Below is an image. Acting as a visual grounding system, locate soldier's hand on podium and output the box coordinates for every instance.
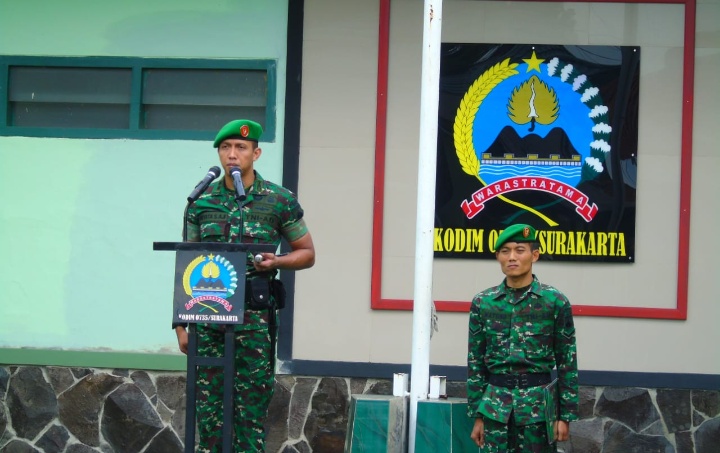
[175,326,188,355]
[253,252,282,272]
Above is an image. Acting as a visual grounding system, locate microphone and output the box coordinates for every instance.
[229,166,246,202]
[187,166,221,203]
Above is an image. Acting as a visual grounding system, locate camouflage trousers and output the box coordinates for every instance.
[196,324,273,453]
[482,416,556,453]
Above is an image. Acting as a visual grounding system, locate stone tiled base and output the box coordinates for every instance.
[1,366,719,453]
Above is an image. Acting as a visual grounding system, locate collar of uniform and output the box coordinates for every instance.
[208,170,265,196]
[493,274,541,299]
[247,171,268,196]
[206,179,236,212]
[209,178,230,196]
[241,171,273,207]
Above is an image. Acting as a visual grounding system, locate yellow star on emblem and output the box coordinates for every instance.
[208,253,214,260]
[523,51,545,73]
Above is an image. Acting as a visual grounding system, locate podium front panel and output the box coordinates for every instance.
[173,250,248,325]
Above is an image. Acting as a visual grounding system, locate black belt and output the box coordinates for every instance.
[488,373,551,389]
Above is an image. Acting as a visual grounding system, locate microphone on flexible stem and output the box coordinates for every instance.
[229,166,246,202]
[184,166,221,241]
[187,166,221,203]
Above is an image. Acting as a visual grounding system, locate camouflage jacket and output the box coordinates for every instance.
[467,275,578,425]
[185,171,308,328]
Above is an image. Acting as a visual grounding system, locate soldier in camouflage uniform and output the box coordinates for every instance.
[174,119,315,452]
[467,224,577,452]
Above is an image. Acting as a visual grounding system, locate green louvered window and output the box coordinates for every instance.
[0,56,277,141]
[9,67,132,129]
[142,68,267,131]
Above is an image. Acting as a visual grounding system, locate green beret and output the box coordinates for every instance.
[494,224,538,250]
[213,119,263,148]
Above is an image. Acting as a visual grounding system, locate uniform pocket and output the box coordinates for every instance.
[243,228,280,244]
[486,319,511,358]
[523,321,554,360]
[200,222,228,242]
[246,278,271,310]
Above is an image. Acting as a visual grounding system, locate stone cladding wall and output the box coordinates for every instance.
[1,366,718,452]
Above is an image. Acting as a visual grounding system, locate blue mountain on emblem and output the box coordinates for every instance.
[484,126,581,162]
[192,278,228,298]
[479,126,583,187]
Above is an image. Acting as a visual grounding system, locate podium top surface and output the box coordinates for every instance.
[153,242,277,253]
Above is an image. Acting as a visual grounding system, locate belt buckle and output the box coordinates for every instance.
[519,374,529,387]
[507,375,520,388]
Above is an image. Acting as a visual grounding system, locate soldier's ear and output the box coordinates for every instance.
[531,248,540,263]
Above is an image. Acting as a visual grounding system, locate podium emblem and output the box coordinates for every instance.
[173,251,247,324]
[183,253,238,310]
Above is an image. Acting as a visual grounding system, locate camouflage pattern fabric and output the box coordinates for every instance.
[467,275,578,427]
[187,171,307,328]
[483,417,557,453]
[186,171,308,451]
[196,324,273,453]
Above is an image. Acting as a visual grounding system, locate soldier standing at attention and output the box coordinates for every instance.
[174,119,315,452]
[467,224,578,452]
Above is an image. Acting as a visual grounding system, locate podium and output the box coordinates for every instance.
[154,241,277,453]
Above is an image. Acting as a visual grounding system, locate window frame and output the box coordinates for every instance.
[0,56,277,142]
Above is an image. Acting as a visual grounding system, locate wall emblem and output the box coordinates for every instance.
[455,51,606,223]
[435,44,639,261]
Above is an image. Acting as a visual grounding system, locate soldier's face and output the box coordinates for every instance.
[217,139,261,175]
[495,242,539,280]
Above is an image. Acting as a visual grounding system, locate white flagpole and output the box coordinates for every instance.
[408,1,443,452]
